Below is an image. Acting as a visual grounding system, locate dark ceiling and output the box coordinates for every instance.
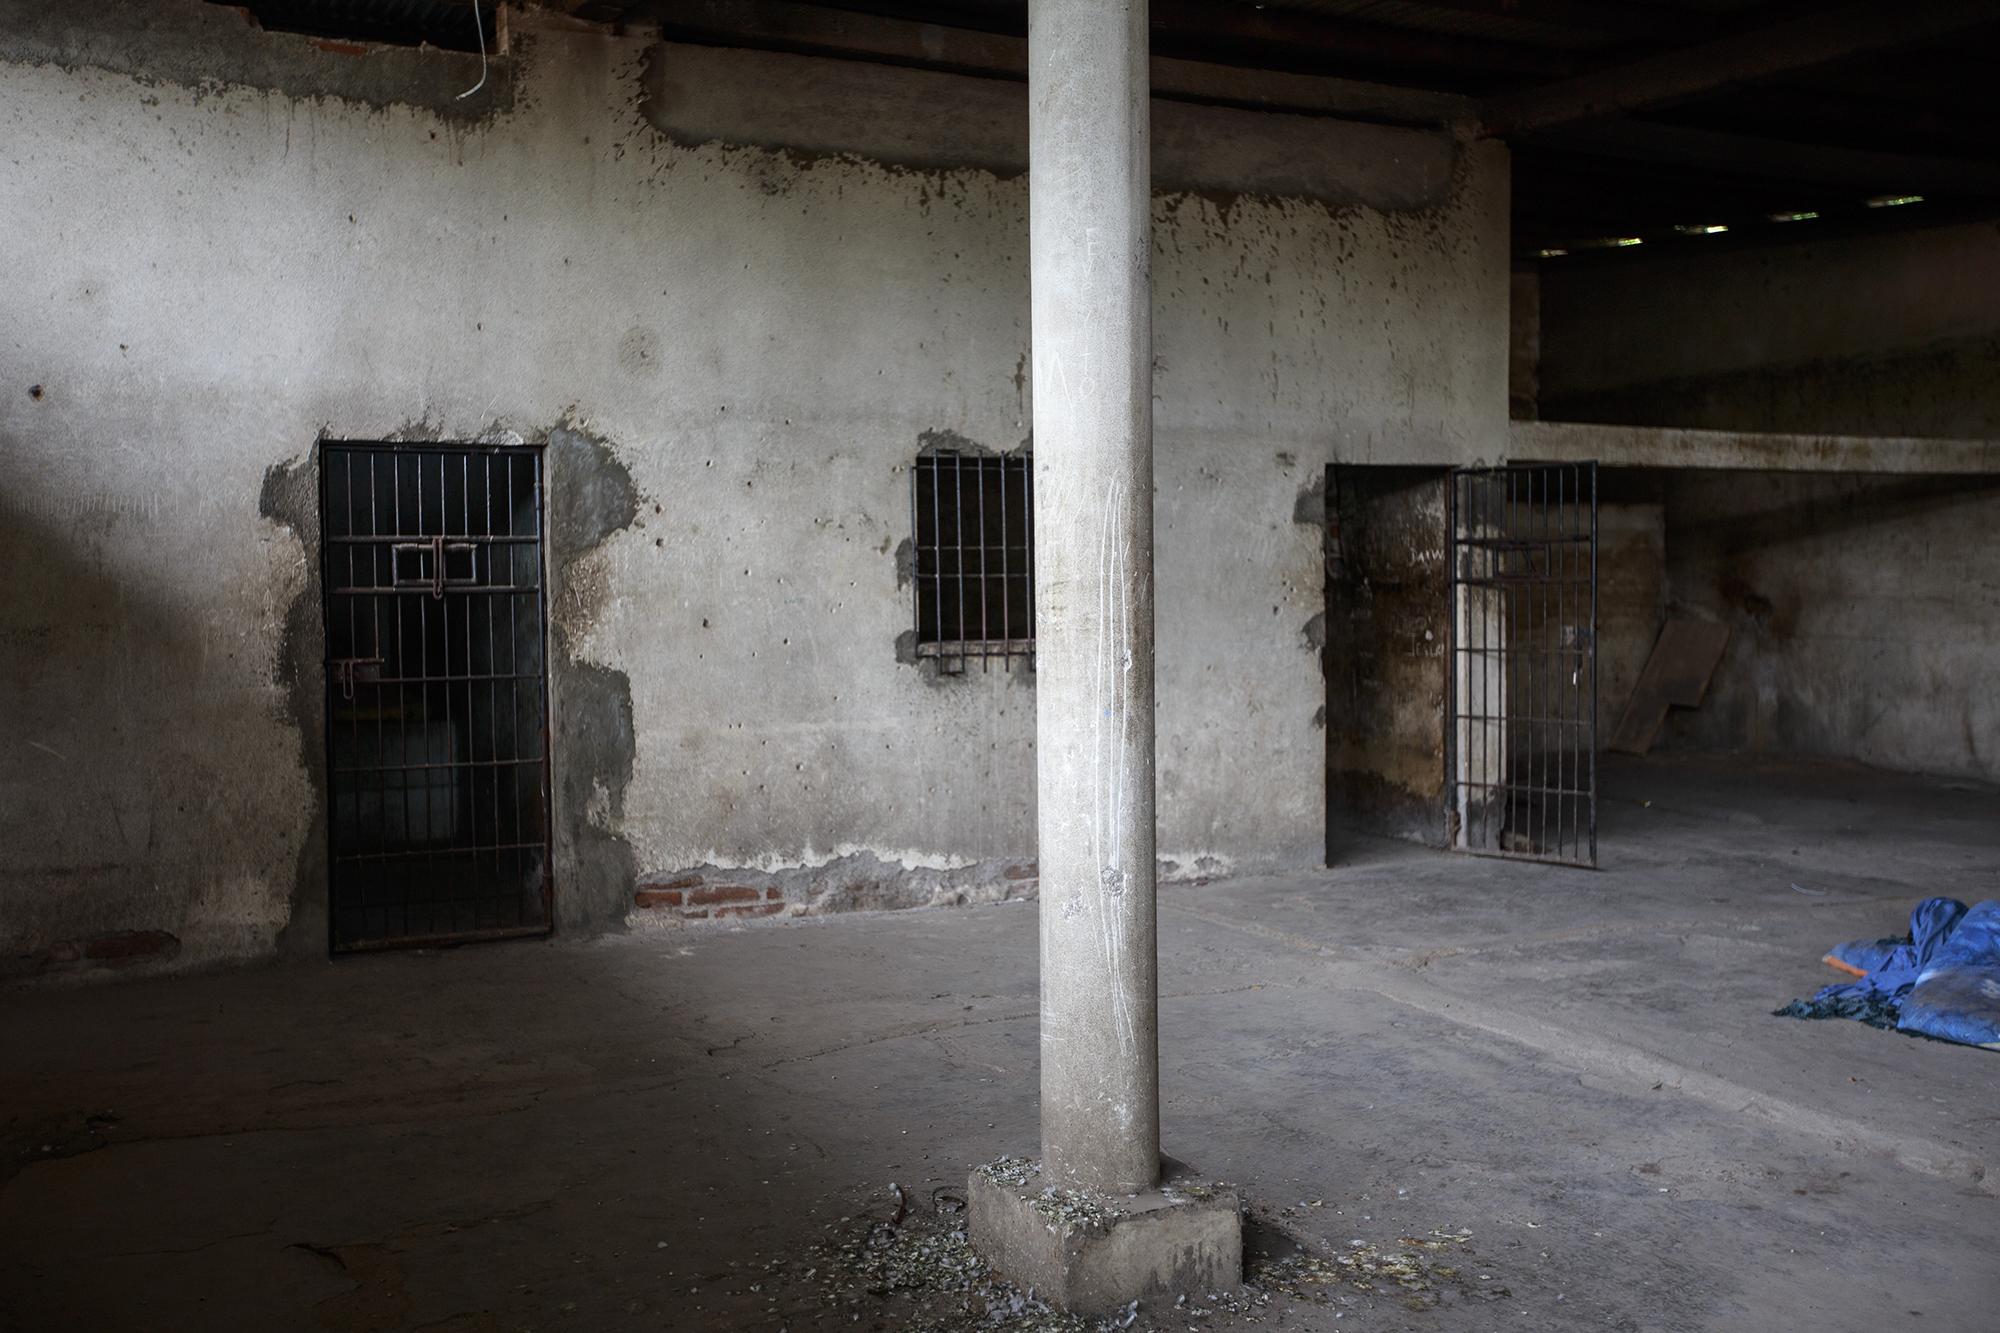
[235,0,2000,261]
[631,0,2000,261]
[219,0,494,51]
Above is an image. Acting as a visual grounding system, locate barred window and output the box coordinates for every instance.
[910,451,1034,672]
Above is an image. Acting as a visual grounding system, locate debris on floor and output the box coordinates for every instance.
[973,1155,1121,1237]
[1241,1223,1503,1315]
[1608,618,1729,755]
[743,1183,1506,1330]
[1776,897,2000,1049]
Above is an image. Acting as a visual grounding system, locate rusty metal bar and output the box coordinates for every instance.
[317,441,554,951]
[1445,462,1597,868]
[911,449,1035,669]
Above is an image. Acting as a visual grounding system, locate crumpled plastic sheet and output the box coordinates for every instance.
[1777,897,2000,1050]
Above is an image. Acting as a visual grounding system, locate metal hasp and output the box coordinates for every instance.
[1029,0,1161,1195]
[910,450,1035,674]
[1445,462,1599,868]
[318,443,554,951]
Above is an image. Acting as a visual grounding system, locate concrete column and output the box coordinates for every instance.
[1029,0,1159,1195]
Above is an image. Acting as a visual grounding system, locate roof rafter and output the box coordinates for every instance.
[1481,0,2000,137]
[1530,118,2000,198]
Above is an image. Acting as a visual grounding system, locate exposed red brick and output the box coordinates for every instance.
[1004,862,1039,880]
[715,903,785,920]
[646,874,703,891]
[765,886,783,901]
[81,930,180,964]
[310,38,374,57]
[633,889,683,909]
[688,885,761,907]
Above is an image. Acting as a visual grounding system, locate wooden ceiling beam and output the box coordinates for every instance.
[647,0,1474,123]
[1147,0,1577,81]
[688,0,1579,82]
[1371,0,1706,45]
[1481,0,2000,136]
[1527,118,2000,197]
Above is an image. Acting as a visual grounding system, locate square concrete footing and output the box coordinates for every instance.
[967,1158,1243,1317]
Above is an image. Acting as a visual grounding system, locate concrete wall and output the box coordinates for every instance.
[0,1,1508,977]
[1659,472,2000,782]
[1538,220,2000,440]
[1322,466,1448,851]
[1594,486,1665,748]
[1508,267,1539,421]
[1532,224,2000,782]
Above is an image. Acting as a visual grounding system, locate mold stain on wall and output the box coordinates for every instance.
[544,423,645,932]
[0,0,522,125]
[1321,465,1450,849]
[259,451,329,959]
[254,420,648,954]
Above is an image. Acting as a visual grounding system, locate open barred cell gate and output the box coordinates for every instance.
[1445,462,1599,867]
[318,442,554,951]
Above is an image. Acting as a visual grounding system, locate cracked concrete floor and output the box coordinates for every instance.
[2,754,1997,1331]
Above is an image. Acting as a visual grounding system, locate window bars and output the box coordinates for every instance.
[1445,462,1598,867]
[319,443,554,950]
[910,450,1034,673]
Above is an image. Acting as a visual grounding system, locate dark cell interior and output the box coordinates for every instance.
[911,452,1034,668]
[320,445,551,949]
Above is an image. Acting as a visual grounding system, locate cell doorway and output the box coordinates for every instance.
[318,442,554,951]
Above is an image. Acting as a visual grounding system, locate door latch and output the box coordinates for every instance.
[330,656,385,702]
[392,536,479,599]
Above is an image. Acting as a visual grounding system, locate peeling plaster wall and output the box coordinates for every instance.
[0,1,1508,974]
[1321,466,1449,850]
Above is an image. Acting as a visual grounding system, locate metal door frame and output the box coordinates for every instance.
[317,440,555,952]
[1444,461,1598,867]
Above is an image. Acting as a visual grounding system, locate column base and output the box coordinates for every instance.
[967,1157,1243,1316]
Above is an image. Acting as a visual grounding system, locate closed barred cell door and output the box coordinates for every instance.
[319,443,554,950]
[1445,462,1598,867]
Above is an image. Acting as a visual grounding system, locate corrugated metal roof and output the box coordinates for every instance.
[1231,0,1611,52]
[1205,0,1789,53]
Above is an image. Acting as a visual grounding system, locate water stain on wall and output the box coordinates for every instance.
[545,422,643,931]
[257,419,646,951]
[0,0,520,123]
[259,451,330,957]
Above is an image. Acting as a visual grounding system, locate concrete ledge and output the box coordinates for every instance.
[1509,419,2000,475]
[967,1158,1242,1316]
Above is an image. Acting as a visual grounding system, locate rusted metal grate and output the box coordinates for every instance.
[318,443,553,951]
[1445,462,1598,867]
[910,450,1034,674]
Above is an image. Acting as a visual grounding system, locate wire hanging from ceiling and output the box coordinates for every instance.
[457,2,488,100]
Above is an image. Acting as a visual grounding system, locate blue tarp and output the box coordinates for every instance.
[1776,897,2000,1050]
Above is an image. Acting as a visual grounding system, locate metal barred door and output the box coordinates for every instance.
[319,443,553,950]
[1445,462,1598,867]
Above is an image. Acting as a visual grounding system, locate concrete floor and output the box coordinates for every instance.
[2,753,1996,1332]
